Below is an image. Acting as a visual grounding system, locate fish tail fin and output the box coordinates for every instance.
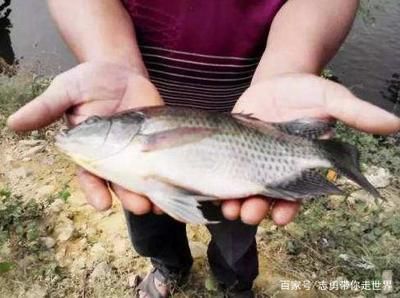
[317,139,381,198]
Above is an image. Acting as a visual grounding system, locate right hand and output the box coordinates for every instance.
[8,62,163,214]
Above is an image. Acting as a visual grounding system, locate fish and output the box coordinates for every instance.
[55,106,381,224]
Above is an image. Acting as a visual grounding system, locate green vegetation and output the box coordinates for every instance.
[0,261,14,273]
[0,69,51,128]
[0,60,398,297]
[336,123,400,175]
[58,185,71,203]
[259,198,400,297]
[0,188,51,259]
[321,67,400,176]
[0,188,63,296]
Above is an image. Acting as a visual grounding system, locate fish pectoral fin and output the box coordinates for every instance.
[265,170,344,199]
[147,182,219,225]
[141,127,217,152]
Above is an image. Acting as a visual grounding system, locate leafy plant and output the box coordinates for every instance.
[0,188,45,255]
[260,198,400,296]
[0,262,14,273]
[0,72,51,128]
[57,185,71,203]
[336,123,400,175]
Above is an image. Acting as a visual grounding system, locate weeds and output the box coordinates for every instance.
[0,188,45,257]
[336,123,400,175]
[259,198,400,297]
[58,185,71,203]
[0,261,13,273]
[0,71,51,128]
[0,188,63,296]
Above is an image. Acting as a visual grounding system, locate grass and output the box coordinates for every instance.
[0,188,62,297]
[58,185,71,203]
[0,66,51,129]
[336,123,400,175]
[258,197,400,297]
[0,188,43,254]
[0,68,399,296]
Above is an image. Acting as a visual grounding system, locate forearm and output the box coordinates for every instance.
[252,0,359,83]
[48,0,147,75]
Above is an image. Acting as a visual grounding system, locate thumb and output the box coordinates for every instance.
[324,80,400,135]
[7,72,77,132]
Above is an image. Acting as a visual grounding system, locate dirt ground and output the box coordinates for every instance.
[0,121,298,297]
[0,119,399,298]
[0,70,399,298]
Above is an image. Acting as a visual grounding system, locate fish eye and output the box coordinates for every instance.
[85,116,102,125]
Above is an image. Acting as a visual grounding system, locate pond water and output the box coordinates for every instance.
[1,0,399,117]
[329,0,400,117]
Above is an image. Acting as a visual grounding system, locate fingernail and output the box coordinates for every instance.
[6,114,15,128]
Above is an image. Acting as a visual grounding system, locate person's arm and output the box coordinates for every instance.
[48,0,146,73]
[253,0,359,81]
[227,0,398,225]
[9,0,163,213]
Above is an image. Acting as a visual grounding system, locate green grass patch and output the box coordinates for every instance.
[57,185,71,203]
[0,188,64,296]
[260,198,400,297]
[0,188,46,256]
[336,123,400,175]
[0,261,14,273]
[0,70,51,128]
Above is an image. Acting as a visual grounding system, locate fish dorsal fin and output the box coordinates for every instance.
[273,119,335,139]
[232,113,334,139]
[264,170,344,199]
[232,113,278,134]
[141,127,217,152]
[146,180,219,224]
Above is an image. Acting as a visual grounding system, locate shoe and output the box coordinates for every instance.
[134,267,172,298]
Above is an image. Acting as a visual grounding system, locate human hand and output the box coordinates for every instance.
[224,73,400,226]
[8,62,163,214]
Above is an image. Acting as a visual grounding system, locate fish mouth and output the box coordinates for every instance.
[55,130,70,153]
[54,130,102,170]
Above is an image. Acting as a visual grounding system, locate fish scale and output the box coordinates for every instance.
[148,120,328,193]
[56,106,382,224]
[151,109,329,187]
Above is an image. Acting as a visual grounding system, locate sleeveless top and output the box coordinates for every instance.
[122,0,286,111]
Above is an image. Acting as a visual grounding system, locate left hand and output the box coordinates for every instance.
[222,72,400,225]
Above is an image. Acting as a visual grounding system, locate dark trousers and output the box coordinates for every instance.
[125,211,259,291]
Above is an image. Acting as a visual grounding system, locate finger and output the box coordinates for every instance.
[152,205,164,215]
[324,80,400,134]
[67,114,88,127]
[240,197,271,225]
[271,200,301,226]
[7,73,76,131]
[111,184,152,215]
[77,168,112,211]
[221,199,241,221]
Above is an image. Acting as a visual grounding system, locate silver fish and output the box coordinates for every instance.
[56,106,380,224]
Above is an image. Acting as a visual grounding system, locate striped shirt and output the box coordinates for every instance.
[123,0,286,111]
